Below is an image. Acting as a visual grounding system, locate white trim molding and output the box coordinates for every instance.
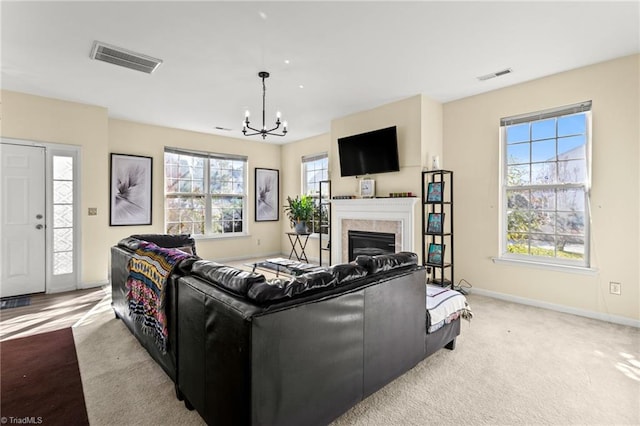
[331,197,417,264]
[470,287,640,328]
[492,257,598,276]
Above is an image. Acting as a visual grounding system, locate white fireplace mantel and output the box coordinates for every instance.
[331,198,418,264]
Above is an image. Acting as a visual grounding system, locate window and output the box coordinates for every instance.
[500,101,591,267]
[302,153,328,234]
[52,155,74,275]
[165,148,247,236]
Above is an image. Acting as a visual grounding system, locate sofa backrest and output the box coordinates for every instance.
[355,251,418,274]
[186,252,419,306]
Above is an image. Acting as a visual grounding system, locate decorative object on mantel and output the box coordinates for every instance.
[359,178,375,198]
[388,192,415,198]
[242,71,288,139]
[284,194,314,234]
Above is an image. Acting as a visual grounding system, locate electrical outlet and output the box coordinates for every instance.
[88,207,97,216]
[257,238,261,246]
[609,281,621,295]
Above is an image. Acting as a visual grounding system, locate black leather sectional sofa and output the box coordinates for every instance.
[111,234,461,425]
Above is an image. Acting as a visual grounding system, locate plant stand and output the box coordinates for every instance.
[286,232,311,263]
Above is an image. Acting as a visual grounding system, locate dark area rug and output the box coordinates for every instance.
[0,328,89,425]
[0,295,31,310]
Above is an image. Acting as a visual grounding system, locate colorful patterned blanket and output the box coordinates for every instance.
[126,241,191,353]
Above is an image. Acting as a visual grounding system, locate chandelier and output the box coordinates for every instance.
[243,71,288,139]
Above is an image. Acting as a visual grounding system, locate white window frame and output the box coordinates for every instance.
[302,153,328,235]
[498,101,592,269]
[164,147,247,238]
[302,152,328,196]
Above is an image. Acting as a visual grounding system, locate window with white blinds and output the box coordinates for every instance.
[500,101,592,267]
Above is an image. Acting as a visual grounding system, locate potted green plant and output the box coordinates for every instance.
[284,195,314,234]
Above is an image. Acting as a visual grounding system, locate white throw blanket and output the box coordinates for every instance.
[426,284,472,332]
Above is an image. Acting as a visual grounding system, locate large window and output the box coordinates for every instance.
[302,153,328,234]
[500,101,591,267]
[165,148,247,236]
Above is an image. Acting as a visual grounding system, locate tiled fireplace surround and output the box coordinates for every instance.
[331,198,418,263]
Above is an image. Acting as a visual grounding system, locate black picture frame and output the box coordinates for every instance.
[426,181,444,202]
[427,213,444,234]
[109,153,153,226]
[427,243,445,264]
[255,168,279,222]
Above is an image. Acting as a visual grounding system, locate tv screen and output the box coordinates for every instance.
[337,126,400,177]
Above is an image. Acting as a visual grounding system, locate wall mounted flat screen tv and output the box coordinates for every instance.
[337,126,400,177]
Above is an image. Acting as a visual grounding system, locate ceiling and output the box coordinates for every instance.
[2,1,638,143]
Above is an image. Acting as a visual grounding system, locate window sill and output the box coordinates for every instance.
[193,233,250,241]
[491,257,598,276]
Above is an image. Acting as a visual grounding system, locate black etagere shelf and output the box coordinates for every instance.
[421,170,453,288]
[318,180,331,267]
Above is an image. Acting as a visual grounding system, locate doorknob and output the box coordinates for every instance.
[36,214,43,219]
[35,224,44,230]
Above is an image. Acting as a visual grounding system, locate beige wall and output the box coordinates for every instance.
[3,54,637,323]
[1,90,110,285]
[443,54,640,321]
[280,133,331,262]
[0,90,282,286]
[330,95,424,198]
[329,94,443,262]
[107,119,282,262]
[278,94,443,265]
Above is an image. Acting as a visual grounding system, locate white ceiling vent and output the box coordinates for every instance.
[90,41,162,74]
[477,68,513,81]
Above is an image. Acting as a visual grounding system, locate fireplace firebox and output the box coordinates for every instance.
[348,230,396,262]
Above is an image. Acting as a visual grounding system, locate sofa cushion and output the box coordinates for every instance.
[248,270,337,304]
[355,252,418,274]
[191,260,265,296]
[329,263,368,284]
[131,234,197,256]
[117,236,142,251]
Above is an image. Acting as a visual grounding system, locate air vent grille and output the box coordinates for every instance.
[90,41,162,74]
[477,68,513,81]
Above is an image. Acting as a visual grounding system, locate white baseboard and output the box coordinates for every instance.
[470,287,640,328]
[78,280,109,290]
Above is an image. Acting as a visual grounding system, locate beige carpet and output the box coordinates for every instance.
[73,292,640,425]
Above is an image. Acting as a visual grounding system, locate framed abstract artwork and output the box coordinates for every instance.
[427,213,444,234]
[109,153,152,226]
[427,243,445,265]
[426,181,444,202]
[255,168,279,222]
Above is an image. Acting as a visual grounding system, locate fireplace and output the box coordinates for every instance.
[331,198,418,263]
[348,230,395,261]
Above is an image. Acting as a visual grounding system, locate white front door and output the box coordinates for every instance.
[0,143,46,297]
